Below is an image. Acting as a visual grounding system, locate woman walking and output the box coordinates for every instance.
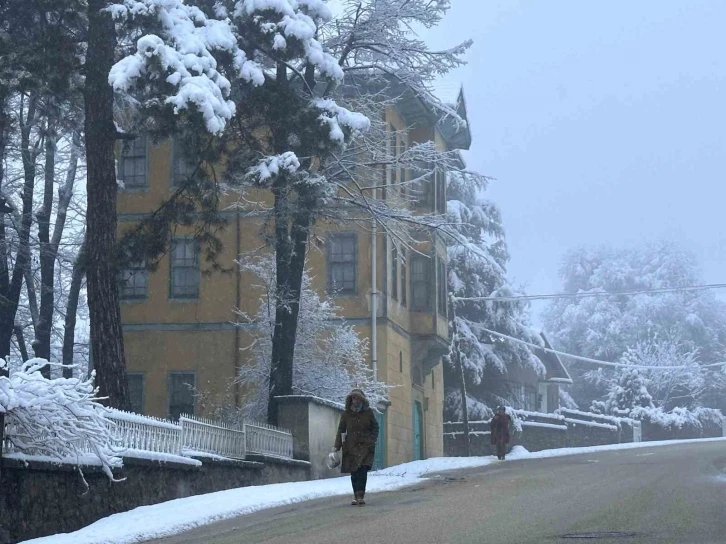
[334,389,379,506]
[490,405,512,460]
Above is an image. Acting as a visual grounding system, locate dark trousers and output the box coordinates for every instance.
[496,440,507,459]
[351,465,369,494]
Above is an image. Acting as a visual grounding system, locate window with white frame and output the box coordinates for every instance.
[118,136,147,189]
[327,233,357,293]
[170,237,200,298]
[391,245,398,300]
[435,167,447,214]
[437,257,447,316]
[167,372,195,420]
[400,249,407,307]
[509,383,537,411]
[119,260,148,300]
[418,163,435,210]
[410,254,431,311]
[400,139,407,199]
[172,137,197,186]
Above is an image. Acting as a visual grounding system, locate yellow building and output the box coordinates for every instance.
[116,89,472,467]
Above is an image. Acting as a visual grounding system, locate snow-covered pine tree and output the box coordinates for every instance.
[444,170,544,422]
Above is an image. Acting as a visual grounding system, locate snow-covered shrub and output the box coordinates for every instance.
[590,368,654,416]
[0,358,119,479]
[588,336,723,434]
[236,257,392,420]
[630,405,722,431]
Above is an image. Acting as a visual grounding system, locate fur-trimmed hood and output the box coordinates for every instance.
[345,389,370,411]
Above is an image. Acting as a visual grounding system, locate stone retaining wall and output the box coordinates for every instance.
[444,409,724,458]
[0,454,310,544]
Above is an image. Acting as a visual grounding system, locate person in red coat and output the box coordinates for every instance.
[490,406,512,460]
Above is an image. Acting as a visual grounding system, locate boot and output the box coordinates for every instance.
[351,493,359,506]
[357,491,366,506]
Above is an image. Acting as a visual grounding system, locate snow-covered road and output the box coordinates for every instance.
[21,437,726,544]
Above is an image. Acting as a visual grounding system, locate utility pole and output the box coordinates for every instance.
[449,294,471,457]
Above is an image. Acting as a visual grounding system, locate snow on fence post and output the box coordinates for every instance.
[179,415,246,460]
[632,420,642,442]
[244,421,294,459]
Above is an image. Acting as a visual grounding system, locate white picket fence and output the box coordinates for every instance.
[245,421,294,459]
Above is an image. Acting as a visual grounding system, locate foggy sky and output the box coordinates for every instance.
[424,0,726,324]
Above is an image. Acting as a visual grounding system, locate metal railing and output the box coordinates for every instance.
[3,410,292,462]
[106,409,182,454]
[244,420,294,459]
[179,415,247,460]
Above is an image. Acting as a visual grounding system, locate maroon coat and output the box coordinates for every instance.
[490,413,511,445]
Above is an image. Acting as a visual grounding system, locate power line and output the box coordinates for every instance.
[453,283,726,303]
[470,325,726,370]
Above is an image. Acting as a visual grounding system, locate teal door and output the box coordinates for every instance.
[413,401,424,461]
[373,412,386,470]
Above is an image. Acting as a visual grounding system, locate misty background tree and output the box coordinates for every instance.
[543,240,726,411]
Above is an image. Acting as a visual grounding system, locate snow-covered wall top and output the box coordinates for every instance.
[274,395,345,412]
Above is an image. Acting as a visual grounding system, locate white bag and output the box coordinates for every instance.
[326,448,342,469]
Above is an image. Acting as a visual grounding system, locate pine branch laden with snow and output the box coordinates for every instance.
[443,387,493,422]
[235,256,393,420]
[109,0,350,134]
[443,169,544,421]
[0,358,120,479]
[109,0,258,134]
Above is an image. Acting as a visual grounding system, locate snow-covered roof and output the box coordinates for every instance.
[535,333,574,385]
[433,82,463,107]
[335,74,472,151]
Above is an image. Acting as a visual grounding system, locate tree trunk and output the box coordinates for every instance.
[0,91,9,479]
[13,326,29,362]
[84,0,130,410]
[267,189,311,425]
[36,127,79,376]
[449,298,471,456]
[34,125,57,375]
[63,237,86,379]
[0,92,38,361]
[23,267,39,331]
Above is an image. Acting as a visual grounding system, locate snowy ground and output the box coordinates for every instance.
[21,437,726,544]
